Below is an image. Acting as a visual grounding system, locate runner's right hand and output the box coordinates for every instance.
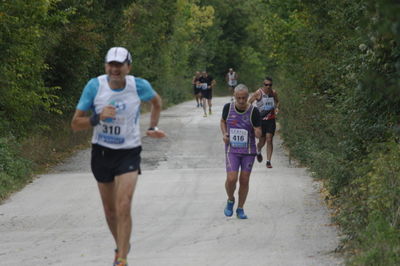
[223,133,229,144]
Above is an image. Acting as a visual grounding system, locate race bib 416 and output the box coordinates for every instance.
[229,128,248,148]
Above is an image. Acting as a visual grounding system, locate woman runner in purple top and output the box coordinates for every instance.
[220,84,261,219]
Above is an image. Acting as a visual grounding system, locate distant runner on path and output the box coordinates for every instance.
[220,84,261,219]
[248,77,279,168]
[71,47,165,266]
[191,71,202,108]
[225,68,238,98]
[198,71,216,117]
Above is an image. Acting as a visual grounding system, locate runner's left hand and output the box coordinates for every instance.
[146,127,167,138]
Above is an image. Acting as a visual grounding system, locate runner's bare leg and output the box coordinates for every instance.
[114,171,138,259]
[225,172,238,201]
[238,171,251,208]
[266,133,274,161]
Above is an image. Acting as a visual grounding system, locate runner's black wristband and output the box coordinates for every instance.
[90,113,100,126]
[148,126,159,131]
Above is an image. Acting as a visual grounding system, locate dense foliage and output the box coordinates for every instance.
[259,0,400,264]
[0,0,399,264]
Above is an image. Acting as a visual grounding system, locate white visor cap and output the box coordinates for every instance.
[105,47,132,64]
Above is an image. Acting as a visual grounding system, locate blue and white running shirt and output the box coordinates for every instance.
[76,74,156,149]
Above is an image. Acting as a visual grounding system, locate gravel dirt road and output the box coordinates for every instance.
[0,97,342,266]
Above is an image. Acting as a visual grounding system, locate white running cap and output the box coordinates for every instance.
[105,47,132,64]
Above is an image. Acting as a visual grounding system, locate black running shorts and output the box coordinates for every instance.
[201,89,212,99]
[193,86,201,95]
[91,144,142,183]
[261,119,276,135]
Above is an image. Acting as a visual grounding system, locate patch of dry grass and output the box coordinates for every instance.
[20,119,91,174]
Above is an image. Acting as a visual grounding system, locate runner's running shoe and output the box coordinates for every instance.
[114,244,131,265]
[209,110,212,115]
[203,113,207,117]
[266,161,272,168]
[114,249,118,264]
[256,153,263,163]
[114,259,128,266]
[236,208,248,219]
[224,199,235,217]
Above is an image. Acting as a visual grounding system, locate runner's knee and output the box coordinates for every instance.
[116,195,133,216]
[258,137,266,146]
[227,173,238,183]
[239,173,250,187]
[117,204,131,218]
[103,203,117,220]
[239,178,249,187]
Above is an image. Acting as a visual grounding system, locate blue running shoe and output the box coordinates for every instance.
[224,199,235,217]
[236,208,248,219]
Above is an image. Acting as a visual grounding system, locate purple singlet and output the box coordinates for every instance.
[225,103,257,172]
[226,103,257,154]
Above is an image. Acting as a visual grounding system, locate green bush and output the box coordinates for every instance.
[367,142,400,227]
[337,141,400,265]
[348,216,400,266]
[0,137,31,200]
[256,0,400,264]
[162,86,189,106]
